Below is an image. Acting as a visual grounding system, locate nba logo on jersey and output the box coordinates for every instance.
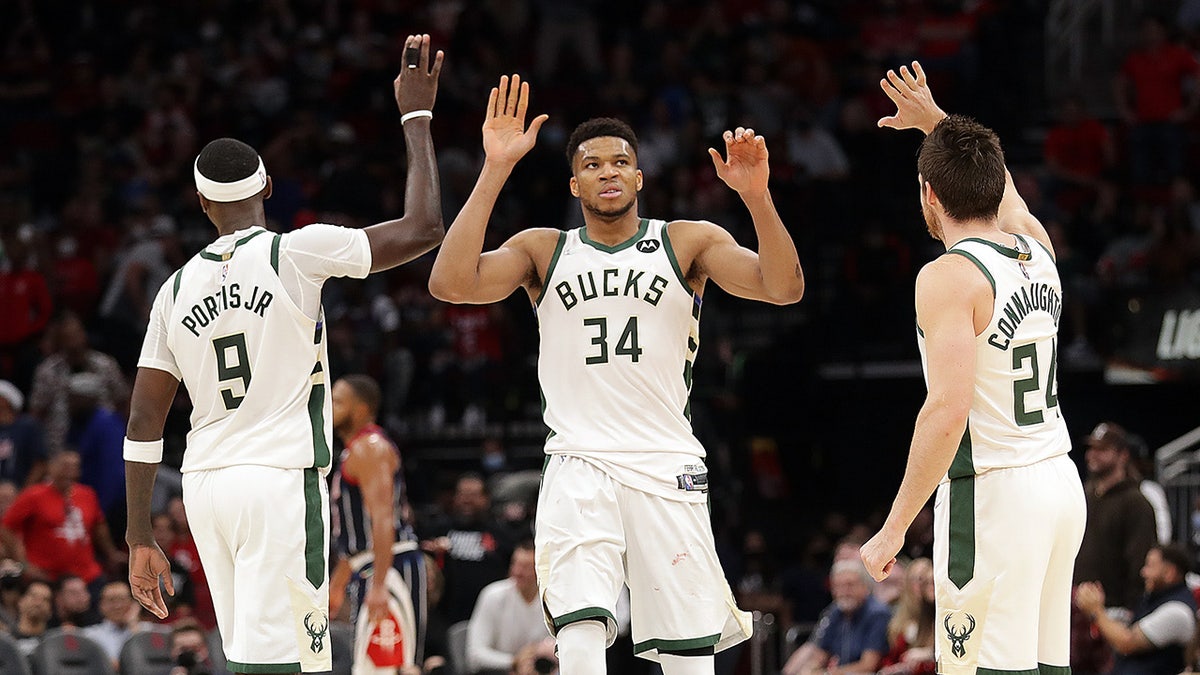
[220,263,229,282]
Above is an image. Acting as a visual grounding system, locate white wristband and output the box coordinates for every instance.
[400,110,433,124]
[123,438,164,463]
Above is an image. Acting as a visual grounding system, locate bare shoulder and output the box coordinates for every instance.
[504,227,565,253]
[345,432,398,477]
[665,219,733,264]
[917,254,991,303]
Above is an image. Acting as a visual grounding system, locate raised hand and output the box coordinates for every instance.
[128,542,175,619]
[482,74,549,168]
[878,61,947,135]
[394,34,444,116]
[708,127,769,196]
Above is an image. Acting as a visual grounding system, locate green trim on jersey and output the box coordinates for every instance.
[535,231,569,307]
[307,374,330,469]
[660,221,690,291]
[579,218,648,253]
[198,228,269,261]
[915,321,924,338]
[959,236,1032,261]
[1036,665,1071,675]
[552,606,615,631]
[945,249,996,298]
[633,633,722,655]
[948,474,975,590]
[171,269,184,300]
[1020,233,1056,262]
[302,468,326,588]
[948,424,974,479]
[270,233,282,274]
[977,668,1040,675]
[225,660,304,673]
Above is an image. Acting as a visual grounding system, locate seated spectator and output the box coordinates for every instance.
[1075,543,1197,675]
[782,559,892,675]
[83,580,143,667]
[465,541,548,675]
[880,558,935,675]
[0,450,124,584]
[13,579,52,656]
[52,574,99,628]
[0,562,21,631]
[168,619,216,675]
[0,379,47,487]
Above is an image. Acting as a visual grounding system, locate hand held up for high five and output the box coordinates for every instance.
[482,73,550,168]
[877,61,948,135]
[394,34,444,117]
[708,126,770,197]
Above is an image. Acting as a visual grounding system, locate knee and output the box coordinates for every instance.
[555,620,607,675]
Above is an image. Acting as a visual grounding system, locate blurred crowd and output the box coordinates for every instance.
[3,0,1200,673]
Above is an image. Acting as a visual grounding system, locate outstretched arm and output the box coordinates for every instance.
[878,61,1055,258]
[364,34,446,272]
[344,436,400,626]
[860,257,982,581]
[428,74,550,304]
[692,127,804,305]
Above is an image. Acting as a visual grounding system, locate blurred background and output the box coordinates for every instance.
[1,0,1199,674]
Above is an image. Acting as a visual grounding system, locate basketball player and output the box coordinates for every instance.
[329,374,426,672]
[859,61,1086,675]
[123,35,444,675]
[427,74,805,675]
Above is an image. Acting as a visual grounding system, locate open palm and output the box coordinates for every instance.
[483,74,549,167]
[709,127,769,196]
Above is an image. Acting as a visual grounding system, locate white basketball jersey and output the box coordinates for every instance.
[536,219,708,501]
[138,224,371,473]
[918,234,1071,477]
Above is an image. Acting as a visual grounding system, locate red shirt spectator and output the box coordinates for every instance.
[1117,17,1200,122]
[1044,112,1112,180]
[1,479,103,582]
[0,266,53,347]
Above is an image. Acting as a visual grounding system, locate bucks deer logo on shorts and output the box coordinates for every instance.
[944,611,976,659]
[304,611,329,653]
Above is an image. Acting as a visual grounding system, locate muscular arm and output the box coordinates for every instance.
[343,436,400,600]
[363,35,445,273]
[687,194,804,305]
[997,170,1055,259]
[1091,610,1153,656]
[364,116,444,272]
[427,160,541,304]
[861,258,982,579]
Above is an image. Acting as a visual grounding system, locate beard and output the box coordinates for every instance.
[922,202,944,241]
[582,194,637,220]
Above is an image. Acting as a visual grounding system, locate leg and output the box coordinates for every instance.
[557,620,608,675]
[659,650,715,675]
[1038,456,1087,672]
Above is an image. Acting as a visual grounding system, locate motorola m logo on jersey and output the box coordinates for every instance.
[181,283,274,337]
[986,282,1062,351]
[636,239,660,253]
[944,611,975,659]
[555,267,670,311]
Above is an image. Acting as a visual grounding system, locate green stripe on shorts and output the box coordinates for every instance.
[1037,665,1071,675]
[978,668,1039,675]
[307,381,330,469]
[948,475,975,589]
[303,468,325,588]
[633,633,722,655]
[552,606,615,631]
[225,661,303,674]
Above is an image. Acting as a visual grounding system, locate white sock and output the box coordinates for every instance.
[659,652,715,675]
[555,620,607,675]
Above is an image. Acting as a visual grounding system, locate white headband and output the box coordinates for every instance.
[194,155,268,202]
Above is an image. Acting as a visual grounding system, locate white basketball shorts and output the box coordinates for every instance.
[535,454,752,662]
[184,465,332,673]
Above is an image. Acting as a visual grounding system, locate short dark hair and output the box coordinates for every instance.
[170,618,207,644]
[917,115,1006,222]
[195,138,260,183]
[566,118,639,170]
[340,374,381,417]
[1154,543,1192,576]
